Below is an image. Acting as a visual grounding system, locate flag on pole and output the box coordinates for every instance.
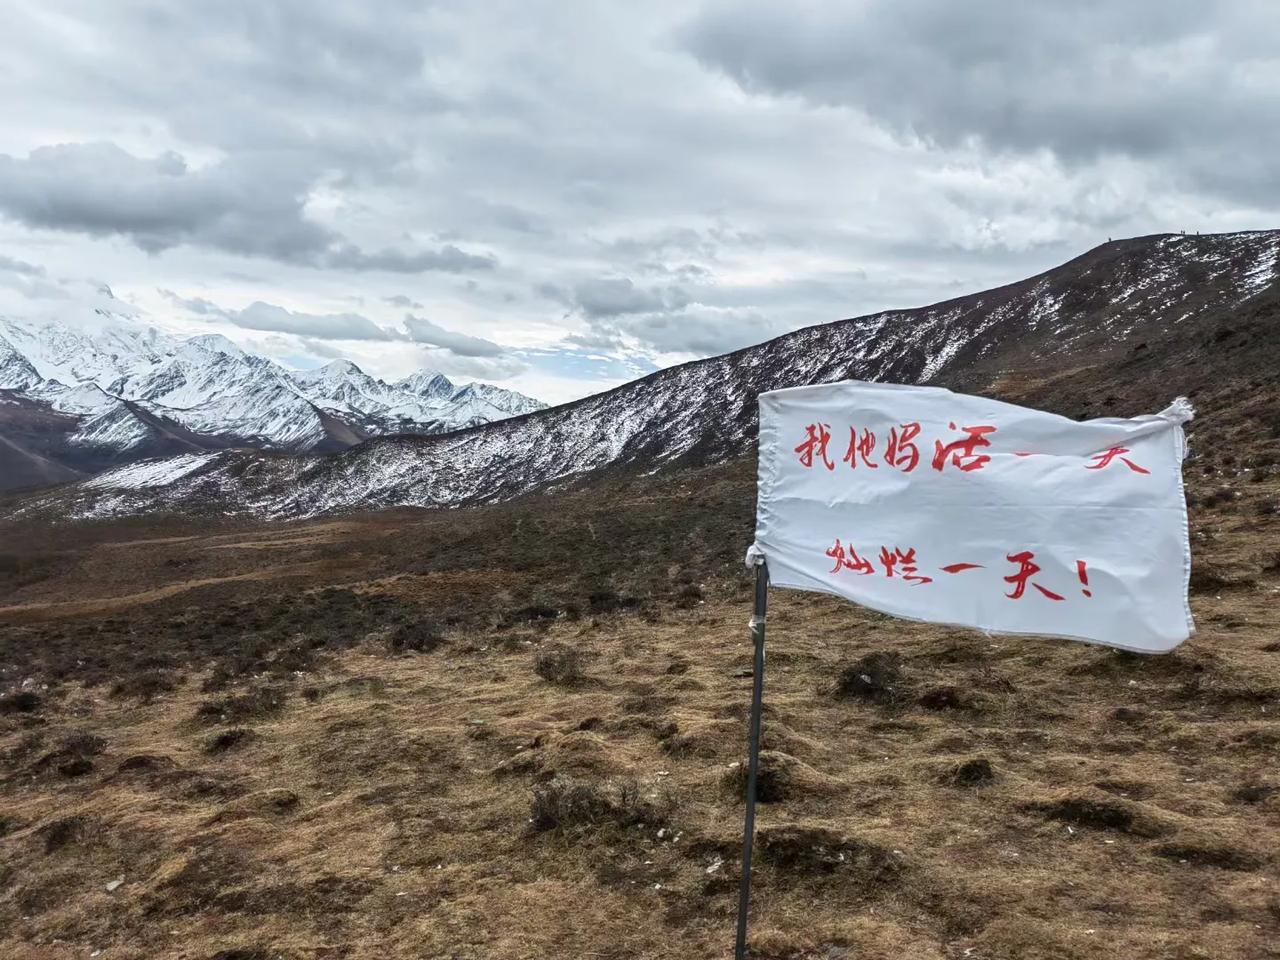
[748,381,1195,653]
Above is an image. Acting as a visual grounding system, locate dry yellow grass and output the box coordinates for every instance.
[2,522,1278,959]
[1,434,1279,959]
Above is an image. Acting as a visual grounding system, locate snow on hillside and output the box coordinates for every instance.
[289,360,544,432]
[82,452,218,491]
[70,402,157,453]
[0,313,546,485]
[20,229,1276,522]
[0,311,168,388]
[0,334,42,389]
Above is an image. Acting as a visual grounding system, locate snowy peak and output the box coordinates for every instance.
[289,360,404,423]
[26,380,117,415]
[0,313,545,490]
[15,227,1275,519]
[446,381,546,425]
[290,359,388,403]
[292,359,364,385]
[0,315,168,387]
[453,381,545,417]
[289,361,546,433]
[395,370,456,400]
[179,333,247,359]
[0,334,41,389]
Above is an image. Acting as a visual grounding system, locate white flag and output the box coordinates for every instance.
[749,381,1195,653]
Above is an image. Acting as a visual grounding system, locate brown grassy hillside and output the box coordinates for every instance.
[1,444,1278,960]
[1,292,1279,959]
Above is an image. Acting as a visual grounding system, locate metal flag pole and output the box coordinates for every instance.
[734,557,769,960]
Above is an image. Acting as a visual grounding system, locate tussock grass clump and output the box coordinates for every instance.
[833,651,906,703]
[211,788,301,824]
[1109,705,1146,724]
[722,751,795,804]
[585,589,641,614]
[195,684,289,724]
[37,814,95,854]
[1155,841,1261,871]
[674,583,704,608]
[1029,790,1169,837]
[1189,563,1247,593]
[942,756,996,787]
[209,948,276,960]
[59,732,104,757]
[0,690,42,714]
[111,669,182,702]
[1230,782,1277,805]
[534,645,585,685]
[1,731,43,769]
[722,750,845,804]
[29,731,107,779]
[116,753,175,774]
[205,728,256,755]
[529,776,670,834]
[388,619,442,653]
[917,685,977,711]
[758,824,903,884]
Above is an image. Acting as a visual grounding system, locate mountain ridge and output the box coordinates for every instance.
[0,314,545,491]
[7,229,1279,519]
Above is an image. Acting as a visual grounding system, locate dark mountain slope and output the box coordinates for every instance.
[9,230,1278,520]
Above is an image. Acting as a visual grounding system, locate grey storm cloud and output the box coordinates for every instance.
[624,308,779,356]
[161,289,512,360]
[681,0,1280,201]
[0,252,65,299]
[556,273,789,357]
[569,278,692,319]
[158,291,229,316]
[383,294,425,309]
[0,143,496,273]
[2,1,1279,395]
[229,302,395,340]
[569,305,783,357]
[328,243,496,274]
[402,314,505,357]
[0,144,329,260]
[0,254,46,277]
[161,291,396,340]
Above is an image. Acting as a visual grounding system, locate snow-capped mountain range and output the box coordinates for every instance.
[5,229,1278,519]
[0,312,543,491]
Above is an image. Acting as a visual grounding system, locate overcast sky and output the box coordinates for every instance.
[1,1,1278,403]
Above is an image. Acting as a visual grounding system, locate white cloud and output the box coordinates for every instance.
[402,314,505,356]
[0,0,1275,401]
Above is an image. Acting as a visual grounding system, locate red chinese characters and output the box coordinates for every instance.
[932,422,997,472]
[1085,446,1150,474]
[825,538,874,575]
[842,428,879,469]
[825,539,930,584]
[796,419,997,473]
[879,546,933,584]
[1003,551,1064,601]
[884,422,921,471]
[795,422,835,470]
[824,541,1096,603]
